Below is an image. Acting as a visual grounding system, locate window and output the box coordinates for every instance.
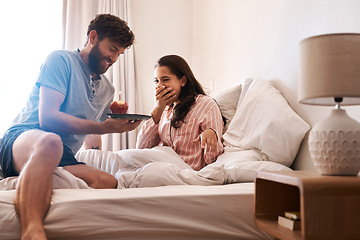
[0,0,62,136]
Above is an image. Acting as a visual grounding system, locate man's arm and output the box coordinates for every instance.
[38,85,141,135]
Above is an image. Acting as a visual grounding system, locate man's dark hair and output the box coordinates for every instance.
[86,14,135,48]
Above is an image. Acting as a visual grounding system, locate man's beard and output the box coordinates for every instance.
[88,43,113,74]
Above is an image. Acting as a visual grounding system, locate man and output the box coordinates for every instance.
[0,14,141,240]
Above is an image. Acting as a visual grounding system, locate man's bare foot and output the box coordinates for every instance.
[21,225,47,240]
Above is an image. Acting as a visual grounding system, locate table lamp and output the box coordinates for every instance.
[299,33,360,176]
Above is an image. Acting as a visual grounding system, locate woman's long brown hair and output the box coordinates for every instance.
[155,55,205,128]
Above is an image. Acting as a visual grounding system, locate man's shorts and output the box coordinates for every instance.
[0,124,85,178]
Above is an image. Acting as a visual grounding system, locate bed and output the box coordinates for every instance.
[0,78,310,240]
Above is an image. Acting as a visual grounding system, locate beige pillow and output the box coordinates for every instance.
[213,84,242,133]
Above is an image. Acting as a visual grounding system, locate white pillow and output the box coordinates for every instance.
[236,78,253,109]
[223,78,310,167]
[213,84,242,133]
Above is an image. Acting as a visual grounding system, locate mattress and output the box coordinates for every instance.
[0,183,271,240]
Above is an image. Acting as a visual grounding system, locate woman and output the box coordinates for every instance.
[136,55,224,170]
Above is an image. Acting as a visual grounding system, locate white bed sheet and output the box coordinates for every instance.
[0,183,271,240]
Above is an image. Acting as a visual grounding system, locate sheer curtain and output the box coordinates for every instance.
[0,0,63,137]
[63,0,141,151]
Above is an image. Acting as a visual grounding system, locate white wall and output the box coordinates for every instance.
[131,0,360,170]
[130,0,193,114]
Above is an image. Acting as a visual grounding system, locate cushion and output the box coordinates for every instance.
[223,78,310,167]
[213,84,242,133]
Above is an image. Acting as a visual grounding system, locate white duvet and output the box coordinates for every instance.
[0,146,292,190]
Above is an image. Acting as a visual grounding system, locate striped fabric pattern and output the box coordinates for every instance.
[136,95,224,170]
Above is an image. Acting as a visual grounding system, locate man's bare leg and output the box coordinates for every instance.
[12,130,63,240]
[64,164,118,189]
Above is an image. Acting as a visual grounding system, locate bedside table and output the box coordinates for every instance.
[254,170,360,240]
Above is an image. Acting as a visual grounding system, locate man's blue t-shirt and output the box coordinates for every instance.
[11,50,114,153]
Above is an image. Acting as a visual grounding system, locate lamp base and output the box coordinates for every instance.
[308,108,360,176]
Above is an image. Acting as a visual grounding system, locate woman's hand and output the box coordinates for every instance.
[151,86,176,124]
[193,129,218,154]
[156,85,176,108]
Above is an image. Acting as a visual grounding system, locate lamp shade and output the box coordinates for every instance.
[299,33,360,105]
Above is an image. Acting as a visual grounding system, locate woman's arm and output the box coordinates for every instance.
[198,101,224,164]
[136,119,160,149]
[137,85,175,148]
